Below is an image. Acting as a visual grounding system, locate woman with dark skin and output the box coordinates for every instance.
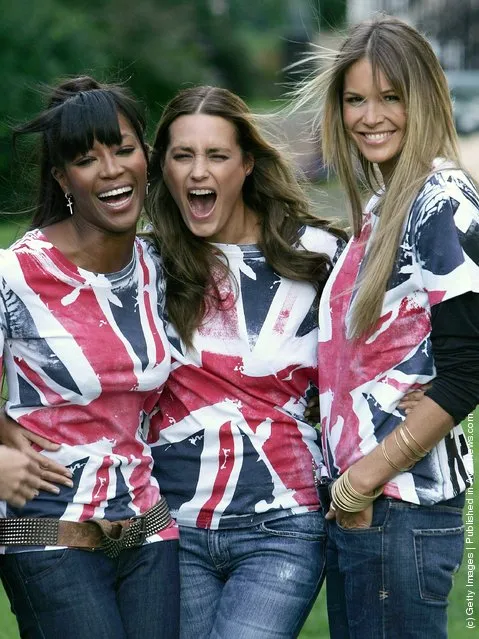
[0,76,179,639]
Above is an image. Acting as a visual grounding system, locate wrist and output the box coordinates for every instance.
[348,463,383,495]
[331,468,384,513]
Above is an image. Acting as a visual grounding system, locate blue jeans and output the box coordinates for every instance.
[178,511,326,639]
[326,495,465,639]
[0,541,180,639]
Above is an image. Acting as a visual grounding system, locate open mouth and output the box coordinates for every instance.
[97,186,134,208]
[187,189,217,218]
[360,132,394,143]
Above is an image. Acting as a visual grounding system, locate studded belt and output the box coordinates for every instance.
[0,496,173,558]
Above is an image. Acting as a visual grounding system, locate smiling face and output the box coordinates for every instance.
[53,113,147,235]
[162,113,255,244]
[342,57,407,182]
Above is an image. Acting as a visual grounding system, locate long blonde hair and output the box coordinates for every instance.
[294,14,460,337]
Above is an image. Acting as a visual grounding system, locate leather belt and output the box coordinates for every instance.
[0,496,173,559]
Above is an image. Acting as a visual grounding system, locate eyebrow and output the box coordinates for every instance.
[169,145,230,153]
[343,88,396,96]
[119,132,136,141]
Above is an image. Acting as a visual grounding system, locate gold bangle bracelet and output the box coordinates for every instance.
[402,425,429,455]
[394,430,421,463]
[342,468,383,500]
[398,427,426,460]
[399,426,428,458]
[381,438,413,473]
[331,469,384,513]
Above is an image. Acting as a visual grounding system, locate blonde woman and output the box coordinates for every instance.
[296,14,479,639]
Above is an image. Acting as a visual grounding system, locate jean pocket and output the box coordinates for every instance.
[413,525,465,602]
[335,498,390,533]
[259,512,326,541]
[14,549,70,585]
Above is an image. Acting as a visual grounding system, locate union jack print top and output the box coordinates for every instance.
[150,226,343,529]
[318,168,479,505]
[0,230,177,548]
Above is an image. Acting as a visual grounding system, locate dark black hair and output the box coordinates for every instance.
[14,76,148,229]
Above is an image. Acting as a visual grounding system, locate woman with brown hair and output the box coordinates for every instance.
[145,85,346,638]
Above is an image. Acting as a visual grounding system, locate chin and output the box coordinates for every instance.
[186,222,218,240]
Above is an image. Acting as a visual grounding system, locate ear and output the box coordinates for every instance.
[51,166,69,194]
[244,153,254,176]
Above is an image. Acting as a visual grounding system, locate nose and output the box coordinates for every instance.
[362,100,384,127]
[99,151,125,179]
[190,155,208,181]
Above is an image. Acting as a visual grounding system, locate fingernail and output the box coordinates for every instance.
[65,480,74,488]
[33,490,40,497]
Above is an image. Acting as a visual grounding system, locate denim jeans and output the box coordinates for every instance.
[0,540,180,639]
[326,495,465,639]
[178,511,326,639]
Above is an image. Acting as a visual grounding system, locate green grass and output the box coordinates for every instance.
[0,595,17,639]
[0,216,476,637]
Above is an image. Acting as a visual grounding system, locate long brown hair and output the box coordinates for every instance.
[294,15,460,337]
[146,85,346,347]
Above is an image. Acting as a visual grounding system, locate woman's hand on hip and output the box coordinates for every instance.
[0,410,73,493]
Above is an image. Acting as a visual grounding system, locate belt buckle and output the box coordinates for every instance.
[100,513,148,559]
[128,513,148,547]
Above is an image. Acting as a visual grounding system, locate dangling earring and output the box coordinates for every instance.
[146,181,150,196]
[65,192,74,216]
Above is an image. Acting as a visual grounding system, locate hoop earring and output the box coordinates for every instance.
[65,192,74,216]
[146,181,150,196]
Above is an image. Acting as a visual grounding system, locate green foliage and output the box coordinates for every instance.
[319,0,347,30]
[0,0,304,212]
[0,0,111,208]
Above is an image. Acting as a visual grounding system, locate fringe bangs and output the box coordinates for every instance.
[50,91,123,166]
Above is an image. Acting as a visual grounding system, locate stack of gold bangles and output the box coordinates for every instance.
[331,468,384,513]
[331,426,430,513]
[381,424,429,473]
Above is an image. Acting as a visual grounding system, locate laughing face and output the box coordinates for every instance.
[162,114,256,244]
[342,57,407,182]
[53,113,147,235]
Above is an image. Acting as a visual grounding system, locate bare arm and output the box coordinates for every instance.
[327,396,454,528]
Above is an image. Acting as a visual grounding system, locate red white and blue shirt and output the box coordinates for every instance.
[318,168,478,505]
[0,230,177,548]
[150,226,343,528]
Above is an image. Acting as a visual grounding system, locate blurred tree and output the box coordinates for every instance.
[74,0,216,116]
[282,0,319,82]
[0,0,111,208]
[0,0,304,210]
[319,0,347,30]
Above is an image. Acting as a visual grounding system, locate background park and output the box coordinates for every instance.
[0,0,478,636]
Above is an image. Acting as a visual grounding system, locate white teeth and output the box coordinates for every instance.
[189,189,215,196]
[98,186,133,199]
[364,133,391,140]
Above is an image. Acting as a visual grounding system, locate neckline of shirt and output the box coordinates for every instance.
[31,229,138,287]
